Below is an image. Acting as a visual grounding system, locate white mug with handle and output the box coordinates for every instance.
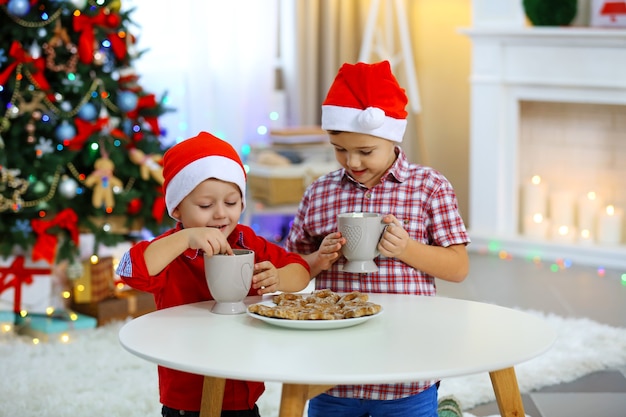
[337,212,387,273]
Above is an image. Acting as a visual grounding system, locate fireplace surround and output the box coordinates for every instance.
[462,25,626,269]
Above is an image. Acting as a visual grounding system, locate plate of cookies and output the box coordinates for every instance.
[247,289,383,330]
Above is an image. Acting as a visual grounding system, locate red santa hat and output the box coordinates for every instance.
[321,61,408,142]
[162,132,246,219]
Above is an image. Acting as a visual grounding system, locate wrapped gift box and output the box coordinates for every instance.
[72,257,114,304]
[0,311,15,323]
[16,312,97,342]
[70,289,155,326]
[0,311,15,334]
[0,254,61,314]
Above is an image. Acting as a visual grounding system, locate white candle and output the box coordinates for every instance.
[577,191,601,232]
[597,205,624,245]
[523,213,550,240]
[551,224,576,243]
[549,190,575,226]
[522,175,548,219]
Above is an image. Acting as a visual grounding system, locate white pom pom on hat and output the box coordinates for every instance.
[321,60,408,142]
[162,132,246,220]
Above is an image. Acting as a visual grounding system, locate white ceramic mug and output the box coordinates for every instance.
[204,249,254,314]
[337,212,386,273]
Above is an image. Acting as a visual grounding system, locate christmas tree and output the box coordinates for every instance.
[0,0,173,265]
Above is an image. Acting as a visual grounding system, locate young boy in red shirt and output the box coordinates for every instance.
[117,132,311,417]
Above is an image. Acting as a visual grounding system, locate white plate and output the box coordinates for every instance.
[246,301,383,330]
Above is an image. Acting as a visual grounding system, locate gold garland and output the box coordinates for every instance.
[0,166,63,212]
[0,5,62,28]
[22,168,62,208]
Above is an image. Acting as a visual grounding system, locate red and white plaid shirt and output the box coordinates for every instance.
[286,147,470,400]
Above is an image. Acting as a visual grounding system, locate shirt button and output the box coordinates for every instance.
[365,192,372,199]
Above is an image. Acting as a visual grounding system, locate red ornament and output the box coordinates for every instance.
[127,198,142,215]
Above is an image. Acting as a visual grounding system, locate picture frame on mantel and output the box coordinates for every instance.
[590,0,626,27]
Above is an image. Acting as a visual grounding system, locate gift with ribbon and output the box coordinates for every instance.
[71,288,155,326]
[0,255,52,314]
[15,310,97,342]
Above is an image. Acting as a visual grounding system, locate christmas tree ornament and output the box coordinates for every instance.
[127,197,142,215]
[34,137,54,158]
[54,120,76,141]
[58,176,78,199]
[92,49,106,66]
[68,0,87,10]
[43,20,79,74]
[108,0,122,13]
[28,41,42,60]
[129,148,164,184]
[15,91,47,117]
[118,67,140,92]
[60,101,73,112]
[77,102,97,121]
[7,0,30,16]
[117,91,138,112]
[83,157,124,209]
[33,181,47,194]
[66,260,84,280]
[7,104,20,118]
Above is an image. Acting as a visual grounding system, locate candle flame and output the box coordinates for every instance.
[581,229,591,239]
[607,205,615,216]
[586,191,596,201]
[558,225,569,236]
[532,213,543,223]
[531,175,542,185]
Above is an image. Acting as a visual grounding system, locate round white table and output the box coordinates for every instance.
[119,294,555,417]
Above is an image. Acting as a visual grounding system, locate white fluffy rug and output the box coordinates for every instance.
[1,309,625,417]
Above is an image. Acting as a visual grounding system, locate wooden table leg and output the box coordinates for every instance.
[279,384,335,417]
[489,367,526,417]
[200,376,226,417]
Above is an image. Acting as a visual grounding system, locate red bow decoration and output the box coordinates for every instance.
[127,93,161,135]
[152,187,167,223]
[68,116,128,151]
[68,117,109,151]
[0,41,53,100]
[0,256,51,313]
[73,9,127,65]
[30,208,80,264]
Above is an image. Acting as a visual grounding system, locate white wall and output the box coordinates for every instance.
[124,0,280,154]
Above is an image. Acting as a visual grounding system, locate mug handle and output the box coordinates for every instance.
[375,222,389,256]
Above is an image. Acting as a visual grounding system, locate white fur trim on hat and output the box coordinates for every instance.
[165,155,246,219]
[321,105,407,142]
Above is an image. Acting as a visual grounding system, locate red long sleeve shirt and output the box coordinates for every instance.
[116,223,309,411]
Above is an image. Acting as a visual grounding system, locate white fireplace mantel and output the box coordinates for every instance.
[462,26,626,269]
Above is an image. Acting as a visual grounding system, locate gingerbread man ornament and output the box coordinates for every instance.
[83,157,124,209]
[129,148,164,185]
